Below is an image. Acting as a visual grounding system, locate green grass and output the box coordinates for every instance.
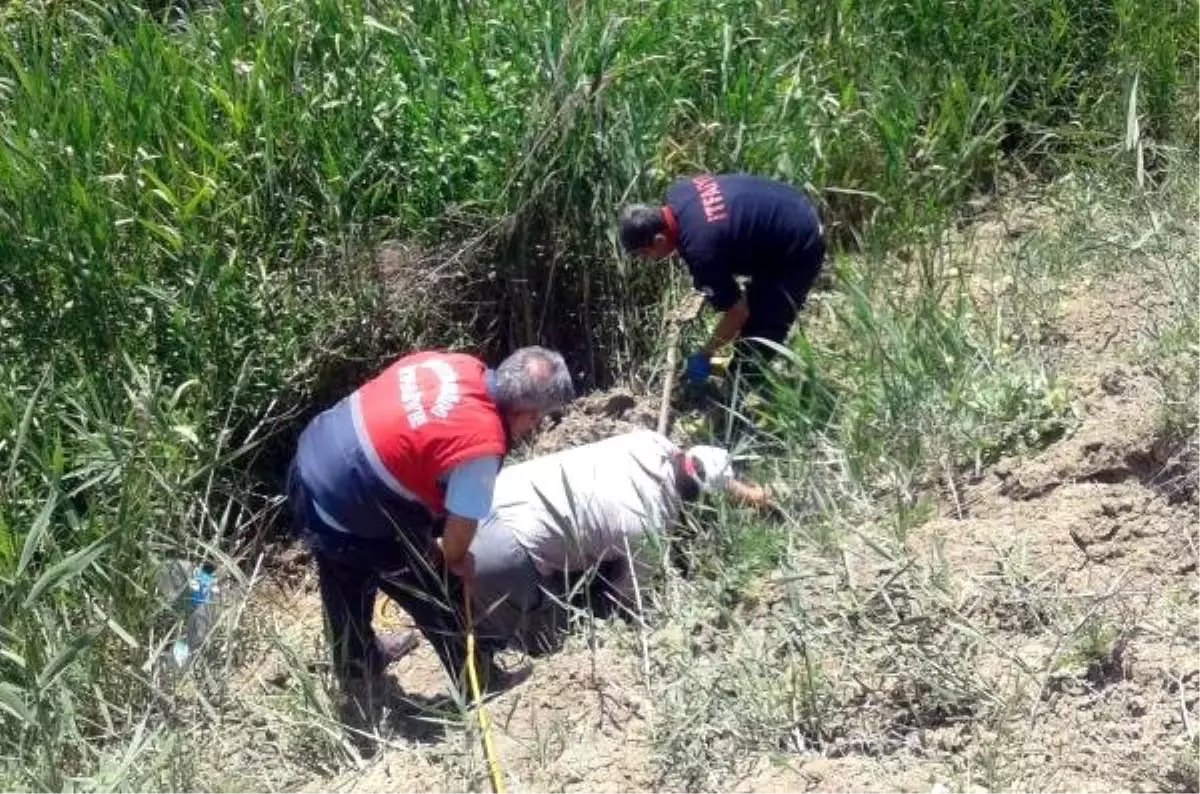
[643,156,1197,791]
[643,160,1200,791]
[0,0,1196,788]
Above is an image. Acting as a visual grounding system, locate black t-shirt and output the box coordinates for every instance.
[665,173,822,310]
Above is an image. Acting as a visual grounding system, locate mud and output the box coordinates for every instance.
[522,386,706,458]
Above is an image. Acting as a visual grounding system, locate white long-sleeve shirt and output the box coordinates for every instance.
[484,430,686,600]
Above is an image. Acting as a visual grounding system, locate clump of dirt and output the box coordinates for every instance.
[525,387,679,456]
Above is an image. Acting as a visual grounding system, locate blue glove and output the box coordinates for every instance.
[684,351,711,384]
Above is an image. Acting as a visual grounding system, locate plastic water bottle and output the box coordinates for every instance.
[166,563,220,669]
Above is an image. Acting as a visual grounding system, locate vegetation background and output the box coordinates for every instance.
[0,0,1195,789]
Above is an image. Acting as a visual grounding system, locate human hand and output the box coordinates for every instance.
[442,548,476,582]
[684,351,711,385]
[727,478,770,507]
[757,483,792,522]
[725,479,789,520]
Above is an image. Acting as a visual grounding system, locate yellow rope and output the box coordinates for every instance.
[463,587,506,794]
[375,580,505,791]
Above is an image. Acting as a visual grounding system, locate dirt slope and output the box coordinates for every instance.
[229,205,1196,794]
[901,266,1198,792]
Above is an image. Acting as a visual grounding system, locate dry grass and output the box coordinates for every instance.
[150,162,1200,794]
[0,0,1195,789]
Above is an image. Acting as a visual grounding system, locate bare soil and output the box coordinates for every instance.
[902,265,1199,792]
[216,201,1198,793]
[526,389,664,455]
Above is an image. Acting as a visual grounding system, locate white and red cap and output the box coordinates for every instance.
[682,445,733,492]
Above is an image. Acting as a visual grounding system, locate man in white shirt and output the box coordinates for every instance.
[467,429,771,654]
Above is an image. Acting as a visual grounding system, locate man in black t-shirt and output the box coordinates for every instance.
[618,173,826,388]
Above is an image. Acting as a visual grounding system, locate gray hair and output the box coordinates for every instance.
[495,346,574,414]
[617,203,666,252]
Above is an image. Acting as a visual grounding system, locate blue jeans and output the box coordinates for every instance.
[286,461,472,682]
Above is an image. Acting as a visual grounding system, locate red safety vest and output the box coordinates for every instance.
[352,350,507,515]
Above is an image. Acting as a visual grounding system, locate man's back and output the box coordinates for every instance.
[487,430,681,577]
[666,173,822,284]
[293,351,504,537]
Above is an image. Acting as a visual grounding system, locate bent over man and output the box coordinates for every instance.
[467,429,771,654]
[286,346,573,699]
[619,173,826,388]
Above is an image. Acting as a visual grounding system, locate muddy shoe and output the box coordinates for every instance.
[479,657,532,696]
[356,630,419,679]
[336,631,419,687]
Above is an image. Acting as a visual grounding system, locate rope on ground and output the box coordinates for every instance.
[462,586,506,794]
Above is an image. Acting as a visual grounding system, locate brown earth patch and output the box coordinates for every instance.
[203,192,1197,794]
[526,388,664,455]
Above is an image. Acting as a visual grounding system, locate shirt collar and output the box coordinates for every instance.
[662,205,680,244]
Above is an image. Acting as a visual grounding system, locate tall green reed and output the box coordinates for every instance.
[0,0,1194,785]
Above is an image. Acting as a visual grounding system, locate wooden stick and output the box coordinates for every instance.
[657,293,705,436]
[656,324,683,436]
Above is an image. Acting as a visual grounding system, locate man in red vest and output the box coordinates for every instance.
[286,345,574,703]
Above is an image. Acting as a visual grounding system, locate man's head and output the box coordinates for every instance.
[494,346,574,439]
[682,445,733,492]
[670,444,734,502]
[618,203,675,260]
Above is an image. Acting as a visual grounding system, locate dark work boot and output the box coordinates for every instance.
[335,630,418,756]
[478,655,532,698]
[336,629,420,684]
[373,630,419,669]
[452,648,532,703]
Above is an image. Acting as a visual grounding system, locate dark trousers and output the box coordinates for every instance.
[731,239,826,388]
[469,518,627,657]
[469,517,557,654]
[286,463,470,683]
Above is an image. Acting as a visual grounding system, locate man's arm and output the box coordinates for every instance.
[438,455,502,577]
[438,515,478,571]
[702,296,750,357]
[725,476,771,508]
[690,257,747,358]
